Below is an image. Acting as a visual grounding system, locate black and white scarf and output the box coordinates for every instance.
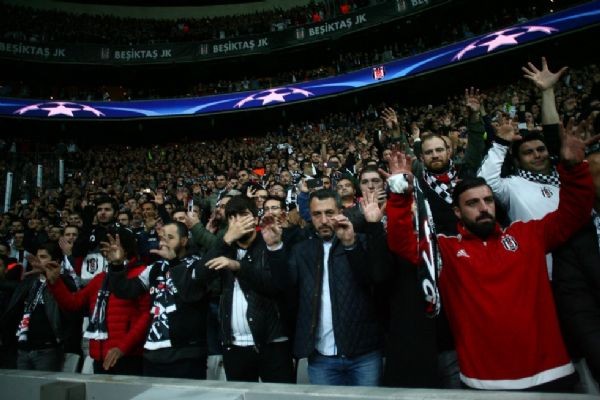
[16,279,46,343]
[517,167,560,187]
[84,273,110,340]
[144,261,178,350]
[423,161,458,204]
[413,179,443,317]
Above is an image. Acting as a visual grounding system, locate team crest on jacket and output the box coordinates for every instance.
[501,235,519,252]
[540,187,553,198]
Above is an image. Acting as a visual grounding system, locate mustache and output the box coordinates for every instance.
[476,212,494,222]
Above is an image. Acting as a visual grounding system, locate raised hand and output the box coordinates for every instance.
[205,256,240,271]
[360,190,385,223]
[223,215,256,245]
[560,118,600,167]
[260,215,283,247]
[465,87,482,113]
[154,192,165,205]
[100,234,126,265]
[25,254,44,275]
[246,186,257,198]
[58,236,74,256]
[381,107,399,129]
[495,117,522,142]
[379,146,414,179]
[331,214,356,247]
[206,211,218,234]
[184,210,200,230]
[149,241,177,260]
[37,261,61,284]
[522,57,568,91]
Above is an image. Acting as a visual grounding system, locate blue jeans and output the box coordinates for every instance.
[308,350,382,386]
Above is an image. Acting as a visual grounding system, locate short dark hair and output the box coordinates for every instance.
[36,242,63,262]
[95,196,118,213]
[225,195,258,219]
[512,132,548,159]
[117,210,132,219]
[358,166,384,182]
[172,207,187,215]
[165,221,189,241]
[309,189,342,209]
[337,176,356,189]
[452,177,491,206]
[140,200,156,209]
[264,196,285,210]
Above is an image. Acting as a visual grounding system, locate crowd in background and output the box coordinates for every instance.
[0,0,566,101]
[0,0,374,45]
[1,54,600,391]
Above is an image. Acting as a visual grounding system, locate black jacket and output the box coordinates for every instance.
[2,275,77,347]
[205,235,289,348]
[270,222,389,359]
[553,220,600,384]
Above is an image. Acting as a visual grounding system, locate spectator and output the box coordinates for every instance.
[386,121,594,390]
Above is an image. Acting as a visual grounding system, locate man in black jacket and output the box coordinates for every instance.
[269,189,389,386]
[553,149,600,389]
[107,221,213,379]
[3,242,77,371]
[204,196,294,383]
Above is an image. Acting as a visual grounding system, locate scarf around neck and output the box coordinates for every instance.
[423,161,458,204]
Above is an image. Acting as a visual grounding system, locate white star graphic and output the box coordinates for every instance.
[234,94,255,108]
[525,25,558,34]
[453,42,478,61]
[256,90,288,105]
[81,105,105,117]
[14,104,41,115]
[290,88,314,97]
[478,32,525,52]
[41,102,80,117]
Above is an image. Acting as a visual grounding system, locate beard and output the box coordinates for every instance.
[463,213,496,239]
[316,225,334,241]
[426,160,449,174]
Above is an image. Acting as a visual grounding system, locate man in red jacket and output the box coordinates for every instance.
[36,228,150,375]
[385,124,597,391]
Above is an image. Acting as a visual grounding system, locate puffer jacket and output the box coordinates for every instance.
[48,259,151,361]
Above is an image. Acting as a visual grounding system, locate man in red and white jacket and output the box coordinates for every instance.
[39,228,150,375]
[385,125,596,391]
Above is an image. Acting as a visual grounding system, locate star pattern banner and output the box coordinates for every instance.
[1,0,599,120]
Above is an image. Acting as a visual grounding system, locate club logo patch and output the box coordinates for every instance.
[541,187,553,198]
[501,235,519,252]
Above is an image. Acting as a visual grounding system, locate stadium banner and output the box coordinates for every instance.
[1,0,599,119]
[0,0,441,64]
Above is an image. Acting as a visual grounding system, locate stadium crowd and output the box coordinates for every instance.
[1,56,600,393]
[0,0,373,45]
[0,0,562,101]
